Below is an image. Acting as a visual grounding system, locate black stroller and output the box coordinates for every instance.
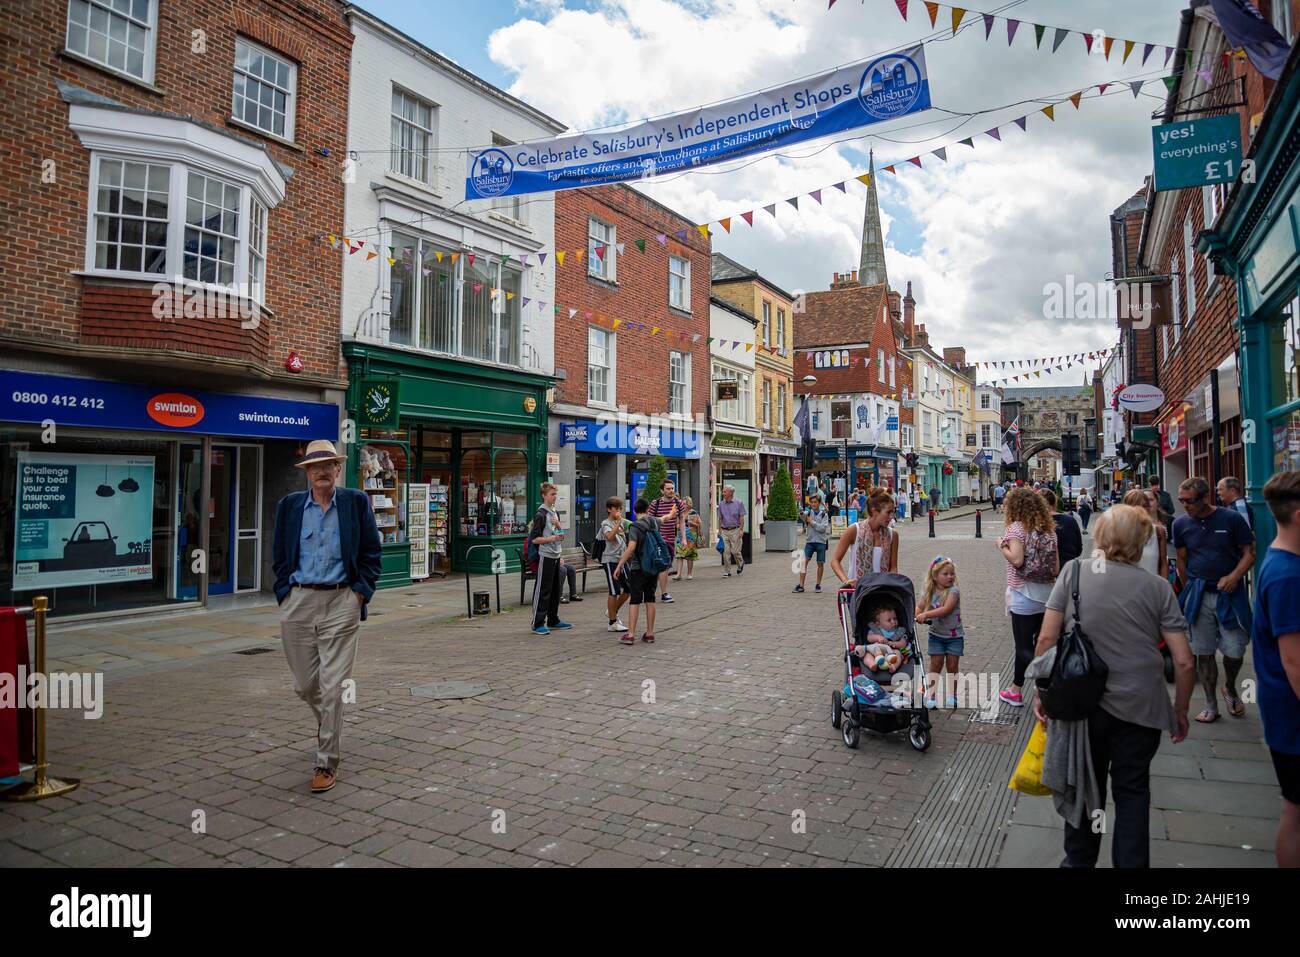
[831,573,932,752]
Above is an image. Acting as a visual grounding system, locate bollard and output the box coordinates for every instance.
[928,509,936,538]
[975,509,982,538]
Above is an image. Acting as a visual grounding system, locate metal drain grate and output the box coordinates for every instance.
[234,647,275,656]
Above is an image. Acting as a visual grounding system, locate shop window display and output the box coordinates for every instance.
[360,443,407,545]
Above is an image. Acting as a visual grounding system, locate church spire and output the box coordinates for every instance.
[859,149,889,289]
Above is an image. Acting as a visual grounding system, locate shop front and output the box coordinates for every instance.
[551,414,707,551]
[1183,355,1246,488]
[713,428,759,564]
[1201,44,1300,556]
[343,342,551,583]
[1157,403,1189,494]
[0,369,339,619]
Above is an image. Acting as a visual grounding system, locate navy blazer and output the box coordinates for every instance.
[273,486,383,621]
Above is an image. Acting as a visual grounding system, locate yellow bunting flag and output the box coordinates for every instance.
[435,251,444,263]
[719,217,731,233]
[1042,104,1055,121]
[696,224,709,238]
[506,292,514,300]
[745,343,753,352]
[387,257,395,266]
[856,173,871,186]
[651,326,660,336]
[612,319,622,329]
[1122,39,1134,63]
[556,251,566,266]
[1069,92,1083,109]
[951,7,966,34]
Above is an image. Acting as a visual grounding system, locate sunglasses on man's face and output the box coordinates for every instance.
[1178,495,1202,505]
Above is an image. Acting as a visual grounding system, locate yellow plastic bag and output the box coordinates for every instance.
[1008,721,1051,796]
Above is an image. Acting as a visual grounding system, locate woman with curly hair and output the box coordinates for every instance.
[996,486,1059,707]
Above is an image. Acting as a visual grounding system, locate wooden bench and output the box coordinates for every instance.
[517,544,601,605]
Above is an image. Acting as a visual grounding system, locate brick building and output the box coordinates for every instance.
[1131,1,1298,494]
[550,185,712,548]
[0,0,353,618]
[794,274,903,499]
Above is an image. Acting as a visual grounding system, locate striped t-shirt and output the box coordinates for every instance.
[647,497,680,546]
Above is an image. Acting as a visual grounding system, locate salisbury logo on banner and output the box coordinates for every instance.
[463,45,932,200]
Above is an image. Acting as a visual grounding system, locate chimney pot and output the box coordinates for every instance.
[851,269,858,282]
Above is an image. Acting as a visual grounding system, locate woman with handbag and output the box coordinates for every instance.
[1033,504,1196,868]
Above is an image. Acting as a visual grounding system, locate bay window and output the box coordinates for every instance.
[388,231,522,365]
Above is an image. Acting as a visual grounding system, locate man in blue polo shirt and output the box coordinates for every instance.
[1253,471,1300,867]
[1173,476,1255,725]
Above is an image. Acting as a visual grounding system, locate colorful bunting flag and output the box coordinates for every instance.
[786,197,799,210]
[1042,104,1055,121]
[1069,91,1083,109]
[719,217,732,232]
[1034,23,1046,48]
[741,211,754,226]
[1054,27,1070,54]
[1122,39,1135,64]
[932,147,947,161]
[1142,42,1154,66]
[924,1,938,28]
[895,0,908,20]
[983,12,995,39]
[696,224,710,238]
[1007,19,1020,45]
[907,156,922,167]
[1103,36,1114,59]
[1130,79,1144,97]
[1014,115,1027,131]
[809,190,822,204]
[951,7,965,34]
[985,127,1001,141]
[634,239,646,253]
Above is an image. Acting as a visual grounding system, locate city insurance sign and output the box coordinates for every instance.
[1152,114,1243,192]
[465,46,931,199]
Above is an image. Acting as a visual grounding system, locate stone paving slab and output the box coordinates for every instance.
[1,518,1280,867]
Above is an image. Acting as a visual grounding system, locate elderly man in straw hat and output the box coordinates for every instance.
[272,440,382,793]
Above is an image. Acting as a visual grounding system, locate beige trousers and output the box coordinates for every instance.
[279,586,361,770]
[721,525,744,568]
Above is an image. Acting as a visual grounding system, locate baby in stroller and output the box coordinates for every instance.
[853,605,910,673]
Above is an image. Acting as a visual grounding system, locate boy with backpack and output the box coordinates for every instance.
[528,482,573,636]
[612,497,673,645]
[598,497,631,634]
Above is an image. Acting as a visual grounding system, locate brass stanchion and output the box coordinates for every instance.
[4,596,80,801]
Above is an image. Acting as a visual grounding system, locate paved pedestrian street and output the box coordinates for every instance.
[0,517,1279,867]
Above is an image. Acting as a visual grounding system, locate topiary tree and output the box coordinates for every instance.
[646,454,669,503]
[765,464,799,521]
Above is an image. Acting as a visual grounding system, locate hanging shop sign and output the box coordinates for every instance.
[0,371,338,441]
[13,452,155,591]
[715,380,739,401]
[1117,384,1166,413]
[358,379,401,428]
[1151,114,1243,192]
[1161,406,1188,456]
[464,45,931,199]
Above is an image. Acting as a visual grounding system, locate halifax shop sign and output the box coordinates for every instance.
[1,371,338,441]
[466,45,931,199]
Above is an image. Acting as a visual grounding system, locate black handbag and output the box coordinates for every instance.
[1037,559,1109,721]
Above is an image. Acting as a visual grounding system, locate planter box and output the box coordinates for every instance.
[765,520,798,552]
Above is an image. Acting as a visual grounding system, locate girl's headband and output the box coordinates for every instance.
[930,555,952,568]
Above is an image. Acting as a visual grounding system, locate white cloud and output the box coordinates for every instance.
[488,0,1191,368]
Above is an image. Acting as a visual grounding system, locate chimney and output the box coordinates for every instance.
[851,269,858,283]
[903,280,916,343]
[887,290,901,322]
[913,323,929,350]
[943,347,966,369]
[831,270,859,290]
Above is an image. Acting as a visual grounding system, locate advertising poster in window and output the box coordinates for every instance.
[13,452,155,591]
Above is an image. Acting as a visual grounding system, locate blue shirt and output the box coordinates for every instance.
[291,491,346,585]
[1252,547,1300,754]
[1171,506,1252,582]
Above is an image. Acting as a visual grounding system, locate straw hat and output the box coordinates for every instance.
[295,440,347,468]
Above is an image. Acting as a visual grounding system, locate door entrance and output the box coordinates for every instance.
[574,454,598,550]
[176,443,262,598]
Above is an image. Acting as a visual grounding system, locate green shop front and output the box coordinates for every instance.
[1202,43,1300,559]
[344,343,552,587]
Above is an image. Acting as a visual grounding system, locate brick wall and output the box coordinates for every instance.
[0,0,352,382]
[554,185,710,418]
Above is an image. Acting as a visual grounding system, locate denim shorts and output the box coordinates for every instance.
[1187,591,1249,659]
[803,542,827,563]
[927,633,965,657]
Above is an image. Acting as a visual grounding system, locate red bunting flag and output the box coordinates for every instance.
[1082,31,1094,54]
[907,156,922,168]
[741,211,754,226]
[895,0,908,19]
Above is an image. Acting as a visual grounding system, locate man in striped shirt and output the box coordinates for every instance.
[648,479,683,603]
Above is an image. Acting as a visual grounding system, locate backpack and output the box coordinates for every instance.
[1037,560,1109,720]
[637,519,674,576]
[525,537,539,571]
[1021,527,1058,583]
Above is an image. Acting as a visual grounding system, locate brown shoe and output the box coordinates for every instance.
[311,767,336,793]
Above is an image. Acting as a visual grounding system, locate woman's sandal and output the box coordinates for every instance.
[1195,707,1219,723]
[1221,687,1246,718]
[642,633,655,643]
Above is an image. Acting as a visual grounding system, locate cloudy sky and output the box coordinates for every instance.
[361,0,1196,376]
